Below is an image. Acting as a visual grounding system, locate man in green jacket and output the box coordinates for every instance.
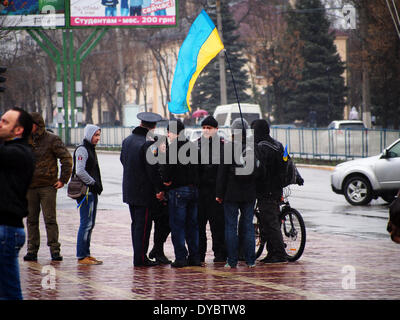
[23,112,72,262]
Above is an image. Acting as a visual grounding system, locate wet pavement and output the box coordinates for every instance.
[18,207,400,302]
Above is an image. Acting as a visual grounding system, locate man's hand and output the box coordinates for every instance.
[216,197,223,204]
[53,180,64,189]
[163,181,172,187]
[156,191,165,201]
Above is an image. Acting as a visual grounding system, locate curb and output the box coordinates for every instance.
[296,164,335,171]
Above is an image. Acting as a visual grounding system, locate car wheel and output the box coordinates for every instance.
[343,175,372,206]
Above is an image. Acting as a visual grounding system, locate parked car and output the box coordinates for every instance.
[331,138,400,205]
[331,139,400,205]
[213,103,262,127]
[327,120,366,130]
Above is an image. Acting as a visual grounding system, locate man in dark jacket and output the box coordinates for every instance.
[216,118,256,268]
[24,112,72,262]
[197,115,226,263]
[120,112,164,267]
[160,120,200,268]
[0,107,35,300]
[252,119,299,264]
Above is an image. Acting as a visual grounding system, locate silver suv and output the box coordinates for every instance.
[331,138,400,205]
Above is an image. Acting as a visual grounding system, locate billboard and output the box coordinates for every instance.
[70,0,176,27]
[0,0,176,28]
[0,0,66,28]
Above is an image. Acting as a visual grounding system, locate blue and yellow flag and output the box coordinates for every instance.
[283,144,289,162]
[168,10,224,114]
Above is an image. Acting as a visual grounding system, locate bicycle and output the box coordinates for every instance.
[254,187,306,262]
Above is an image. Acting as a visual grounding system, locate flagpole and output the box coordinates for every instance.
[224,49,245,132]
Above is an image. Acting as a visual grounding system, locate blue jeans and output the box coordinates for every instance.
[77,193,98,259]
[0,225,25,300]
[224,201,256,267]
[121,7,130,16]
[168,186,199,262]
[105,7,117,16]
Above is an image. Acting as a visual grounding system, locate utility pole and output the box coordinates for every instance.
[359,5,372,128]
[216,0,227,105]
[116,28,126,123]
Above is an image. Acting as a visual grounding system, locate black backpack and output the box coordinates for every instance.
[256,140,299,188]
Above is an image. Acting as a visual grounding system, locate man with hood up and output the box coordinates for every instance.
[251,119,303,264]
[74,124,103,265]
[24,112,72,262]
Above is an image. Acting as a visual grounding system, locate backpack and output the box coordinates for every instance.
[280,150,298,188]
[256,141,299,188]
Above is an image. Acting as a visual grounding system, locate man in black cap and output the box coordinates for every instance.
[160,120,201,268]
[197,115,226,263]
[120,112,164,267]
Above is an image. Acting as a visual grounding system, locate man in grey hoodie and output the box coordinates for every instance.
[74,124,103,265]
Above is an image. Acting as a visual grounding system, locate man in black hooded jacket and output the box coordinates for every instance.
[252,119,302,263]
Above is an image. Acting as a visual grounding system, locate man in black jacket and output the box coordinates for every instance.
[216,118,256,268]
[0,107,35,300]
[252,119,297,264]
[197,116,226,263]
[160,120,200,268]
[120,112,164,267]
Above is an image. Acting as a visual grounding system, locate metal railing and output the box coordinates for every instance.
[63,126,400,160]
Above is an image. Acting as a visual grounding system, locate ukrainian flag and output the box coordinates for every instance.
[283,144,289,162]
[168,10,224,114]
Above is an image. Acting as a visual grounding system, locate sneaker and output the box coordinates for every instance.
[149,249,172,265]
[51,253,63,261]
[78,257,103,265]
[23,253,37,261]
[261,256,288,264]
[134,258,160,267]
[224,263,236,269]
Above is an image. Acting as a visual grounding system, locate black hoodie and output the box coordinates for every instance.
[252,119,283,200]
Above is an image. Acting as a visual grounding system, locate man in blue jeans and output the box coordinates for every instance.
[216,118,257,268]
[74,124,103,265]
[160,120,201,268]
[0,107,35,300]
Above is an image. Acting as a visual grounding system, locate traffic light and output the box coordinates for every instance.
[0,66,6,93]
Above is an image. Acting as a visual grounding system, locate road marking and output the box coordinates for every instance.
[186,267,334,300]
[56,234,334,300]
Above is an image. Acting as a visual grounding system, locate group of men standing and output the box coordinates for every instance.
[0,107,302,299]
[120,111,302,269]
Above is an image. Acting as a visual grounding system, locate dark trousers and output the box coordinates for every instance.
[130,5,142,16]
[150,199,170,253]
[257,198,286,258]
[198,187,226,261]
[129,204,152,265]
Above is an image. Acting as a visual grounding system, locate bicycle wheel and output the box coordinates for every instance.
[280,208,306,262]
[254,209,266,259]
